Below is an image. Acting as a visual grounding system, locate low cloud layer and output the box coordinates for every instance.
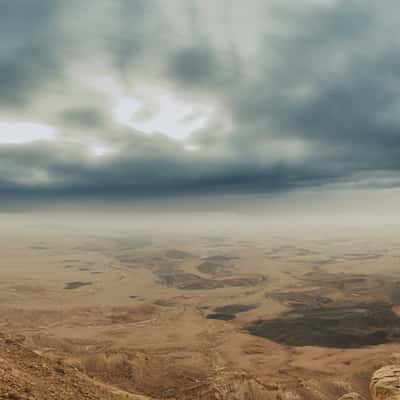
[1,0,400,206]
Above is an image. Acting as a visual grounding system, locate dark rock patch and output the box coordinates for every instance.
[158,269,265,290]
[207,313,236,321]
[201,255,239,263]
[221,276,266,288]
[64,282,92,290]
[197,261,234,276]
[165,249,193,259]
[244,302,400,348]
[271,291,333,310]
[159,271,224,290]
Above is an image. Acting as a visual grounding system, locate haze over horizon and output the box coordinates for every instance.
[1,0,400,215]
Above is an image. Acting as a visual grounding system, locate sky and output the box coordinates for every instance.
[1,0,400,213]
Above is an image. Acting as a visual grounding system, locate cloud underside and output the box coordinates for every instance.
[1,0,400,202]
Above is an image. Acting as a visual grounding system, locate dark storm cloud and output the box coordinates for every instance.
[0,139,339,201]
[0,0,63,108]
[168,46,217,87]
[1,0,400,206]
[228,0,400,173]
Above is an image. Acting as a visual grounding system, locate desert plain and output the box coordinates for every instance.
[1,214,400,400]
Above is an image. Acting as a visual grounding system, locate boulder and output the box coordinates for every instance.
[370,365,400,400]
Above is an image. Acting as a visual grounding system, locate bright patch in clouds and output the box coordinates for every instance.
[0,122,56,144]
[114,96,142,126]
[113,89,213,139]
[89,144,114,157]
[89,76,214,139]
[184,144,200,152]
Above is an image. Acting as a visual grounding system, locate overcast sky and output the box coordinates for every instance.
[1,0,400,211]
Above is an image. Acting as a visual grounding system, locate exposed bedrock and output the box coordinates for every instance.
[370,365,400,400]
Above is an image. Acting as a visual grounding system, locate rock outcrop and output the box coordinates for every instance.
[338,393,366,400]
[370,365,400,400]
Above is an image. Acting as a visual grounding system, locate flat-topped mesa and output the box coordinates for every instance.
[370,365,400,400]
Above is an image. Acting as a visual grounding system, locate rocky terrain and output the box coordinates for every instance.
[337,365,400,400]
[0,333,151,400]
[370,366,400,400]
[2,331,400,400]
